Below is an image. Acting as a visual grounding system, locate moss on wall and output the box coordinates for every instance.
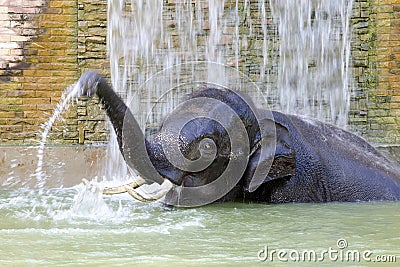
[348,0,400,144]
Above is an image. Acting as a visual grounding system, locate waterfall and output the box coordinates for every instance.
[269,0,354,126]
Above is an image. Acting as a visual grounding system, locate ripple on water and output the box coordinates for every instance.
[1,188,399,266]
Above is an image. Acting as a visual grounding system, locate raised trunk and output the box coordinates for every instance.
[79,71,163,184]
[96,78,127,150]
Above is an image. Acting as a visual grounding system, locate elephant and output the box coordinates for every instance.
[77,71,400,206]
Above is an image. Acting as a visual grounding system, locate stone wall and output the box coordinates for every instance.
[0,0,399,145]
[0,0,109,144]
[349,0,400,144]
[366,0,400,144]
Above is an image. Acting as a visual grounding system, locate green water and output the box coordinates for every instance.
[0,187,399,266]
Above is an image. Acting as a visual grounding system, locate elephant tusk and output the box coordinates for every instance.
[124,179,173,202]
[103,177,146,195]
[81,178,173,202]
[81,176,145,194]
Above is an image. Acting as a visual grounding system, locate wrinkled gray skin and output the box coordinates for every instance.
[78,71,400,204]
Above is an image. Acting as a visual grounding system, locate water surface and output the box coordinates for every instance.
[0,187,399,266]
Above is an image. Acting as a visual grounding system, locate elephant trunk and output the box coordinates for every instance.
[77,71,164,184]
[77,71,126,149]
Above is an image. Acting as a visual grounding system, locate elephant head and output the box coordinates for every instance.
[77,71,296,206]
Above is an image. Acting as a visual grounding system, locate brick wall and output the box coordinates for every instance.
[0,0,109,144]
[349,0,372,134]
[366,0,400,144]
[0,0,46,142]
[349,0,400,144]
[0,0,399,145]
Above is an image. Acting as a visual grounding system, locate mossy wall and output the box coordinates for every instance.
[349,0,400,144]
[0,0,109,144]
[0,0,399,145]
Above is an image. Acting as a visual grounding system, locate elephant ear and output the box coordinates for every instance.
[269,122,296,179]
[245,119,296,192]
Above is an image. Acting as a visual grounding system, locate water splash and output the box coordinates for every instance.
[33,82,80,188]
[68,179,113,218]
[30,76,135,216]
[30,81,132,216]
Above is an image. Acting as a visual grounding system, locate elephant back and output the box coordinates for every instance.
[271,111,400,201]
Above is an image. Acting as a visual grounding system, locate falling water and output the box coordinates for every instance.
[106,0,353,128]
[107,0,248,130]
[269,0,354,126]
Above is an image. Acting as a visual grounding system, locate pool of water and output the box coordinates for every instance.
[1,186,399,266]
